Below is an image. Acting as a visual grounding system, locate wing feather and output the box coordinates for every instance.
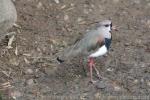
[58,30,104,60]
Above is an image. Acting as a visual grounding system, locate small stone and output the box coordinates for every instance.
[146,20,150,28]
[133,79,138,84]
[54,0,59,4]
[80,93,87,100]
[10,90,22,99]
[64,15,69,21]
[94,93,101,99]
[26,79,34,85]
[70,3,74,7]
[147,3,150,7]
[141,78,144,82]
[60,5,66,9]
[133,0,140,4]
[114,85,121,91]
[147,81,150,86]
[96,81,106,89]
[89,8,92,12]
[9,58,19,66]
[24,57,30,64]
[77,17,83,22]
[107,68,114,72]
[91,4,95,8]
[141,63,146,67]
[25,69,33,74]
[113,0,120,3]
[124,43,130,46]
[37,2,43,8]
[108,96,117,100]
[83,9,89,14]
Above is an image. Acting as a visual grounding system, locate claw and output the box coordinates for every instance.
[93,64,102,80]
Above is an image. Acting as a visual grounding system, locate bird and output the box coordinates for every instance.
[57,20,117,83]
[0,0,17,41]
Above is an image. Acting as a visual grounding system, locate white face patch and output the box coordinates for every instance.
[98,26,111,39]
[89,45,107,58]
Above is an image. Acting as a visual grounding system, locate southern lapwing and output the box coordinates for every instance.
[57,20,117,83]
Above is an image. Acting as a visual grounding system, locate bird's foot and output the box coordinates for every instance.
[96,74,103,80]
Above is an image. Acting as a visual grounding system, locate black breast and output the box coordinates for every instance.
[104,37,112,50]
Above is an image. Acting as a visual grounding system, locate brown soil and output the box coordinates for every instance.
[0,0,150,99]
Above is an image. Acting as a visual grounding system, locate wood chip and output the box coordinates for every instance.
[24,57,30,64]
[60,5,66,9]
[15,46,18,56]
[23,53,31,57]
[6,35,15,49]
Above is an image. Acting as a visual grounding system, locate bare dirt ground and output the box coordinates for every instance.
[0,0,150,99]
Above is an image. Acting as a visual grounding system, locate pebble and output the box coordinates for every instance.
[37,2,43,9]
[54,0,60,4]
[24,57,30,64]
[141,63,146,68]
[91,4,95,8]
[146,20,150,28]
[9,58,19,66]
[94,93,102,99]
[80,93,87,100]
[77,17,83,22]
[10,90,22,99]
[64,15,69,21]
[133,79,139,84]
[147,81,150,86]
[107,68,114,72]
[95,81,106,89]
[133,0,140,4]
[114,85,121,91]
[25,69,33,74]
[83,9,89,14]
[26,79,35,85]
[113,0,120,3]
[147,3,150,7]
[70,3,74,7]
[60,5,66,9]
[141,78,144,82]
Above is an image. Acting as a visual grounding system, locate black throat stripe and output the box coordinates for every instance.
[104,37,112,50]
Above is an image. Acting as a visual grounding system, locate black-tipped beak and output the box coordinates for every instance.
[111,25,118,31]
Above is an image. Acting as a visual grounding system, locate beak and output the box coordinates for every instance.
[112,25,118,31]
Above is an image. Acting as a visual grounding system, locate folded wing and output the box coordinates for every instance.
[58,30,105,61]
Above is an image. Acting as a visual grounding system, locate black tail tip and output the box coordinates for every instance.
[56,57,64,63]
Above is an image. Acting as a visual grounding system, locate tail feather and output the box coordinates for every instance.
[56,57,64,63]
[56,43,82,62]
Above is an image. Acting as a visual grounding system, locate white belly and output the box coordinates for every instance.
[89,45,107,58]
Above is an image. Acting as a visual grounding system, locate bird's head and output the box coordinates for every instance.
[97,20,117,33]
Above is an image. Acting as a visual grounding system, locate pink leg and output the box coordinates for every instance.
[93,64,102,79]
[88,57,96,83]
